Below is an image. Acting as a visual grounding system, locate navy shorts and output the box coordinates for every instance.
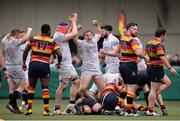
[28,61,50,79]
[102,93,118,111]
[147,65,164,83]
[119,62,138,84]
[137,70,151,86]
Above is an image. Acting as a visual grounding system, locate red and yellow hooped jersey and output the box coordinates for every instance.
[118,36,139,63]
[145,39,165,66]
[28,35,60,64]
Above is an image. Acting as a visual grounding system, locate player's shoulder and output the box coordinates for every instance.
[110,34,119,40]
[133,37,140,41]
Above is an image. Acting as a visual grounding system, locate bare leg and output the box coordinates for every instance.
[54,79,69,114]
[157,94,168,116]
[64,77,80,114]
[157,75,171,95]
[93,75,106,93]
[70,76,79,102]
[148,82,161,111]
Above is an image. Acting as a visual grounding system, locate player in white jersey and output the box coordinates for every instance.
[73,20,106,100]
[101,25,120,74]
[1,28,32,113]
[53,13,80,115]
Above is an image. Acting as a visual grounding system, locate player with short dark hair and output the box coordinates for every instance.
[23,24,62,116]
[145,28,177,116]
[100,22,148,116]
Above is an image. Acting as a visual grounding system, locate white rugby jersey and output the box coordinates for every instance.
[103,34,120,73]
[53,32,72,65]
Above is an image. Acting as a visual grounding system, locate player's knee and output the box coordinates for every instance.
[56,85,67,95]
[166,80,171,86]
[61,81,69,88]
[72,79,80,87]
[79,87,87,93]
[149,91,156,98]
[56,89,63,97]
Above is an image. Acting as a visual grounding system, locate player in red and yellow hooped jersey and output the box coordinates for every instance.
[100,83,123,111]
[145,28,177,116]
[100,22,148,115]
[146,39,165,66]
[23,24,62,116]
[29,35,60,64]
[118,34,139,63]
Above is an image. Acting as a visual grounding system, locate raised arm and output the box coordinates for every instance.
[92,20,102,35]
[64,13,78,41]
[73,24,82,46]
[18,27,32,46]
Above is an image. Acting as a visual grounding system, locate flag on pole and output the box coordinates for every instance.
[118,11,126,38]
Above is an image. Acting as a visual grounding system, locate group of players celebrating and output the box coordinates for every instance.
[0,12,177,117]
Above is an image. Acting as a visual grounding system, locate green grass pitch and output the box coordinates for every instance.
[0,99,180,120]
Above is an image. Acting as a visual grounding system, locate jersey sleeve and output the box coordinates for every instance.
[131,39,139,51]
[156,43,165,57]
[112,38,119,49]
[118,42,122,50]
[135,37,143,49]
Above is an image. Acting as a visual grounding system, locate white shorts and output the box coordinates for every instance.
[103,73,122,84]
[105,64,119,74]
[81,69,102,78]
[58,64,78,81]
[6,65,26,83]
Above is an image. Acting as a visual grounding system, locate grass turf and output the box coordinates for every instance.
[0,99,180,120]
